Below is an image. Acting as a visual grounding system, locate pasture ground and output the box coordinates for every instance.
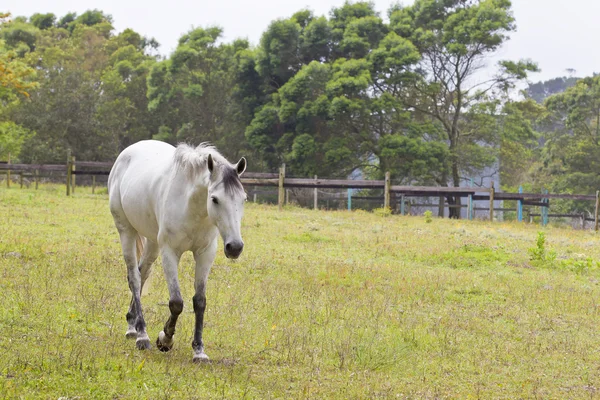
[2,185,600,399]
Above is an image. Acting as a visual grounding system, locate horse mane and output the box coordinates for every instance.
[173,142,244,194]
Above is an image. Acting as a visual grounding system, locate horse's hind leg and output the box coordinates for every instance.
[125,238,159,339]
[117,228,151,350]
[156,246,183,352]
[140,238,159,294]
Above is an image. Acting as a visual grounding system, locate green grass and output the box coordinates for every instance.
[2,185,600,398]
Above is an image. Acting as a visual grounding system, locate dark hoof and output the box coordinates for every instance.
[136,338,151,350]
[157,336,173,352]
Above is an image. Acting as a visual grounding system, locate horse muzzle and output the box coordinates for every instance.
[224,240,244,259]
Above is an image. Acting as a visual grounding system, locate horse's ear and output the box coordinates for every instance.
[207,154,214,174]
[236,157,246,176]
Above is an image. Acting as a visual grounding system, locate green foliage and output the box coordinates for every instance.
[147,27,251,160]
[0,45,38,104]
[0,121,33,159]
[3,12,157,162]
[541,75,600,205]
[424,210,433,223]
[500,99,548,190]
[257,18,302,90]
[57,12,76,30]
[560,257,599,275]
[0,20,39,53]
[379,134,448,184]
[528,231,557,265]
[76,9,112,27]
[29,13,56,30]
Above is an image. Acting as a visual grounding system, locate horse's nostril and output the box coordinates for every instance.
[225,242,243,257]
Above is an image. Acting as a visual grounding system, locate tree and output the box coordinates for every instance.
[0,47,37,103]
[526,76,579,104]
[0,48,38,159]
[0,121,32,159]
[390,0,538,217]
[0,17,39,55]
[543,76,600,198]
[95,31,159,155]
[256,17,303,93]
[247,2,442,181]
[147,27,253,160]
[6,12,157,162]
[329,1,379,58]
[29,13,56,30]
[498,99,546,190]
[0,13,39,160]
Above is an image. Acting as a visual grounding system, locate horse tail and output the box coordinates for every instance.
[136,235,153,296]
[136,234,144,263]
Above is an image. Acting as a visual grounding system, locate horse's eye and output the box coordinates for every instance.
[212,197,219,205]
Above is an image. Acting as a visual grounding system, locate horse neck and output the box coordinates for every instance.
[170,165,211,215]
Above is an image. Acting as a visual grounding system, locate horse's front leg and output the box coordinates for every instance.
[156,246,184,352]
[191,239,217,362]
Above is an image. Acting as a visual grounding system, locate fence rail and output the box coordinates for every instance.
[2,158,599,229]
[0,163,64,171]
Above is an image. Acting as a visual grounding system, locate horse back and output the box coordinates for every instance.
[109,140,176,240]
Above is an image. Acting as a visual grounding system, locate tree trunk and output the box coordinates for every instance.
[448,142,462,219]
[438,196,444,217]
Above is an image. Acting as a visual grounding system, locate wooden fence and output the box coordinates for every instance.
[2,158,599,229]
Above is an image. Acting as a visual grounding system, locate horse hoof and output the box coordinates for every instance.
[193,352,210,363]
[156,331,173,352]
[125,329,137,339]
[136,336,151,350]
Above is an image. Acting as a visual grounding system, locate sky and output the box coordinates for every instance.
[5,0,600,82]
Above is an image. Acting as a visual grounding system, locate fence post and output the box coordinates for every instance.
[541,189,548,227]
[347,189,352,211]
[384,171,390,209]
[66,149,72,196]
[253,192,257,203]
[468,194,473,220]
[400,194,405,216]
[313,175,318,210]
[468,178,474,220]
[19,173,23,188]
[35,169,39,190]
[595,190,599,231]
[6,152,10,188]
[71,156,76,193]
[286,189,290,205]
[489,183,495,222]
[278,163,285,211]
[92,175,96,194]
[517,186,523,222]
[581,213,586,230]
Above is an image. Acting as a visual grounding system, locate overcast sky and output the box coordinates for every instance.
[5,0,600,81]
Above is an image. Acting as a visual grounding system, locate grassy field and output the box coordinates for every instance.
[2,185,600,399]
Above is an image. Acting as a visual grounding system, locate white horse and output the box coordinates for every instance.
[108,140,247,362]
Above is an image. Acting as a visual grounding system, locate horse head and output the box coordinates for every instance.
[206,154,247,259]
